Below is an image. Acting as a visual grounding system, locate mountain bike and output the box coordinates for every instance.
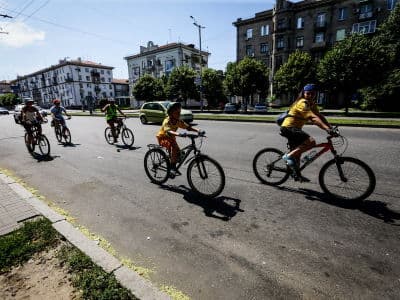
[52,116,71,144]
[144,132,225,198]
[104,117,134,147]
[24,120,50,156]
[252,126,376,202]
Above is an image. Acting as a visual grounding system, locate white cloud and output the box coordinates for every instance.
[0,21,45,47]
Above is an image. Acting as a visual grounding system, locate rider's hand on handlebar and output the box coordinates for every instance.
[327,128,339,137]
[179,132,187,137]
[198,130,206,136]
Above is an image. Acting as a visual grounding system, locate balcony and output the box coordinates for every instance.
[65,77,74,83]
[314,21,327,31]
[311,41,327,49]
[359,11,374,20]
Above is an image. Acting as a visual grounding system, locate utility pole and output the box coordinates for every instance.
[190,16,205,112]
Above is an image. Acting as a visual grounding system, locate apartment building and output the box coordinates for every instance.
[112,78,130,107]
[0,80,11,95]
[12,58,114,107]
[233,0,395,102]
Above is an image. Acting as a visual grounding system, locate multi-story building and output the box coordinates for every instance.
[0,80,12,95]
[12,58,114,107]
[124,41,209,106]
[112,79,130,107]
[233,0,395,104]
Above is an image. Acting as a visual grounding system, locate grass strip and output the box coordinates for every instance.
[0,218,58,273]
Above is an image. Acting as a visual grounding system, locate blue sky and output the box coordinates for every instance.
[0,0,278,80]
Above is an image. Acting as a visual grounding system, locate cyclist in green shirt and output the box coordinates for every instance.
[101,98,126,143]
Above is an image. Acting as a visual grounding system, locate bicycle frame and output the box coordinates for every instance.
[175,136,202,171]
[298,137,337,172]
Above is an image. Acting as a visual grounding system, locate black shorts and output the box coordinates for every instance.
[280,126,310,150]
[23,122,41,135]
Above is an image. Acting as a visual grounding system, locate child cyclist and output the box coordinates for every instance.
[157,102,202,175]
[101,98,126,143]
[50,99,71,137]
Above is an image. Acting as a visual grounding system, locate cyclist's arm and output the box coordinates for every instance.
[187,126,199,133]
[166,130,180,137]
[101,104,109,112]
[117,107,126,117]
[310,112,331,131]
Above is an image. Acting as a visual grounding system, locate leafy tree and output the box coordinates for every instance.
[201,68,225,108]
[166,66,198,106]
[132,74,165,102]
[274,50,314,97]
[224,62,241,97]
[0,93,18,106]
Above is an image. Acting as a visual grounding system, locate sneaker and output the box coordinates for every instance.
[170,167,181,176]
[298,175,311,183]
[282,153,296,166]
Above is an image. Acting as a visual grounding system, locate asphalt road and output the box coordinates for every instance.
[1,114,399,299]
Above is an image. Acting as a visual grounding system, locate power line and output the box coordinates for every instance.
[22,0,50,22]
[13,0,36,19]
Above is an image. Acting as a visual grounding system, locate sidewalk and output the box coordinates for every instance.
[0,171,170,300]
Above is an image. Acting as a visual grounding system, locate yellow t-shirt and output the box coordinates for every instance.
[157,116,189,138]
[281,98,319,128]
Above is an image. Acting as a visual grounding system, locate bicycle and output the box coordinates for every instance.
[24,120,51,156]
[144,132,225,198]
[252,126,376,202]
[104,117,134,147]
[53,116,71,144]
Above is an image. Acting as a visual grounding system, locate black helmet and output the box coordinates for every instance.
[167,102,182,115]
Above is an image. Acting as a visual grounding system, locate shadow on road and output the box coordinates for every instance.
[29,152,59,162]
[60,142,81,147]
[115,144,141,152]
[278,186,400,225]
[160,184,244,221]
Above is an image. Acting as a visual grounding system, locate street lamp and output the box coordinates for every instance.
[190,15,205,111]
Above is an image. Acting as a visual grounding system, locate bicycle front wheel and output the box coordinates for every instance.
[63,128,71,144]
[253,148,290,186]
[104,127,114,144]
[55,126,62,142]
[187,155,225,198]
[144,148,170,184]
[38,135,50,156]
[121,128,134,147]
[319,157,376,202]
[24,133,34,152]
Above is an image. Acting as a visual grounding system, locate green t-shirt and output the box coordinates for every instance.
[106,105,118,121]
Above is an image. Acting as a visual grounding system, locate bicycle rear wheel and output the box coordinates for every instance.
[253,148,290,186]
[144,148,170,184]
[104,127,114,144]
[187,155,225,198]
[38,135,50,156]
[54,126,62,142]
[121,128,134,147]
[63,128,71,144]
[319,157,376,202]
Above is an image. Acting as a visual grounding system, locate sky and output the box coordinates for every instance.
[0,0,278,80]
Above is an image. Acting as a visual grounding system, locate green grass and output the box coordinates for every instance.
[58,245,138,300]
[0,218,58,273]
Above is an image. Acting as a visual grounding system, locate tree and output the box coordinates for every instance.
[224,61,241,97]
[201,68,225,108]
[166,66,198,106]
[132,74,165,102]
[274,50,314,97]
[0,93,18,106]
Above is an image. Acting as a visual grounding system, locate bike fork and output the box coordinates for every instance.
[195,158,208,179]
[335,157,348,182]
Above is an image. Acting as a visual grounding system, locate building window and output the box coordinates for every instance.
[85,68,89,72]
[79,83,83,88]
[360,4,373,19]
[316,13,326,27]
[101,77,105,82]
[276,37,284,49]
[109,84,112,89]
[260,25,269,36]
[78,75,82,81]
[315,32,325,43]
[260,43,269,53]
[277,18,286,30]
[87,83,91,88]
[338,8,347,20]
[336,29,346,41]
[107,70,111,75]
[352,20,377,34]
[100,70,104,74]
[388,0,398,10]
[86,76,90,81]
[296,17,304,29]
[246,28,253,39]
[246,45,254,56]
[296,36,304,48]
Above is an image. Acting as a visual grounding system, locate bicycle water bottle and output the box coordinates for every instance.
[301,150,317,163]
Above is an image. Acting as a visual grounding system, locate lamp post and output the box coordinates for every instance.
[190,16,205,111]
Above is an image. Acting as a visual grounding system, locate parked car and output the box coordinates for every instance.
[139,101,193,124]
[0,107,9,115]
[223,103,237,113]
[14,104,48,124]
[254,103,268,113]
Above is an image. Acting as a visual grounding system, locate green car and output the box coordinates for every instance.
[139,101,194,124]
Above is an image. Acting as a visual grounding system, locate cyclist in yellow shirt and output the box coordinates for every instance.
[157,102,202,175]
[280,84,334,181]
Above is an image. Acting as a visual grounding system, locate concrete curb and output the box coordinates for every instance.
[0,172,171,300]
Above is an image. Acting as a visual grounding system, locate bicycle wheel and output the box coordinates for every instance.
[144,148,170,184]
[253,148,290,186]
[63,128,71,144]
[121,128,134,147]
[104,127,114,145]
[24,132,34,152]
[38,135,51,156]
[319,157,376,202]
[54,126,62,142]
[187,155,225,198]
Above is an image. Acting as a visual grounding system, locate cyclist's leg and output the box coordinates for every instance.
[108,119,117,142]
[24,123,33,144]
[281,127,314,162]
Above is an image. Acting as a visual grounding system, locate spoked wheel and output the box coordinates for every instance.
[144,148,170,184]
[38,135,51,156]
[121,128,134,147]
[55,126,62,142]
[24,133,34,153]
[319,157,376,202]
[104,127,114,145]
[63,128,71,144]
[253,148,290,186]
[187,155,225,198]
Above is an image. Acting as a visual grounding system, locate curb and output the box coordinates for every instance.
[0,172,171,300]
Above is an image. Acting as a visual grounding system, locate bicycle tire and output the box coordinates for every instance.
[55,126,62,142]
[63,128,71,144]
[144,148,170,185]
[253,148,290,186]
[104,127,114,145]
[38,135,51,156]
[319,156,376,202]
[187,155,225,198]
[24,132,34,152]
[121,128,134,147]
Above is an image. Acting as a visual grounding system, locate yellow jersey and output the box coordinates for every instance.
[281,98,319,128]
[157,116,189,138]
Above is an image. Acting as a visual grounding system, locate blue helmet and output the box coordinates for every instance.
[303,84,317,92]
